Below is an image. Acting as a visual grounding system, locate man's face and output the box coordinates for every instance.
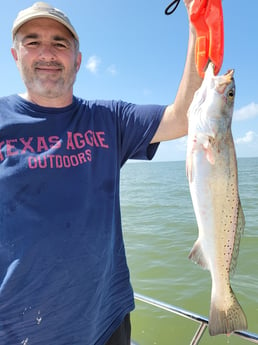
[11,18,81,103]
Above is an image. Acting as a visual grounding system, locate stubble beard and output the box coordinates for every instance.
[20,61,77,99]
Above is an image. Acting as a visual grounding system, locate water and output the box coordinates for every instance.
[120,157,258,345]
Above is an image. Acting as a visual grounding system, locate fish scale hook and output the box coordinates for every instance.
[165,0,181,15]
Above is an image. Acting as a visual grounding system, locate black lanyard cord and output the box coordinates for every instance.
[165,0,181,15]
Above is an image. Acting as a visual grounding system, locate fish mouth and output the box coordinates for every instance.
[205,63,234,93]
[216,69,234,93]
[215,69,234,94]
[224,68,234,81]
[206,62,234,80]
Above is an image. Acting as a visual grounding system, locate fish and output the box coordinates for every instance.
[186,62,247,336]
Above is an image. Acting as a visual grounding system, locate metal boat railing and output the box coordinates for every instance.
[134,293,258,345]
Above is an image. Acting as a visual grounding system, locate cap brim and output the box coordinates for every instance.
[12,12,79,42]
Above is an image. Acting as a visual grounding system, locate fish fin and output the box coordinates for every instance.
[188,240,209,270]
[209,287,247,336]
[230,200,245,276]
[206,148,215,165]
[203,137,215,165]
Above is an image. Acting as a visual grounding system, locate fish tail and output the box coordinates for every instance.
[209,288,247,336]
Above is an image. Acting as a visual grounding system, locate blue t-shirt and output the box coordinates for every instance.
[0,95,165,345]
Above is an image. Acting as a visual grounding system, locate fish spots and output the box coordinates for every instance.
[224,243,232,251]
[223,249,232,271]
[220,210,235,233]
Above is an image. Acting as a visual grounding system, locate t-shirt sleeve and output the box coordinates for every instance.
[117,101,166,165]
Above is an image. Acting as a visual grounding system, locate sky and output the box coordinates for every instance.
[1,0,258,161]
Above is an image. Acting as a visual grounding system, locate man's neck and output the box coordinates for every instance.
[19,92,74,108]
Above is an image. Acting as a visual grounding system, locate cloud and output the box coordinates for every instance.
[235,131,258,144]
[85,57,118,76]
[234,102,258,121]
[85,55,101,74]
[106,64,117,75]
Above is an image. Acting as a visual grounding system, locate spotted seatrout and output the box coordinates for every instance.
[186,63,247,336]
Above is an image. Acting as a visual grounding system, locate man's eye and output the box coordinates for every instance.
[27,41,39,46]
[54,42,68,49]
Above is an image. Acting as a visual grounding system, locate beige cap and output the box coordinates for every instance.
[12,2,79,42]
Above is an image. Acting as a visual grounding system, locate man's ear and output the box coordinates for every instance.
[11,48,18,62]
[76,52,82,72]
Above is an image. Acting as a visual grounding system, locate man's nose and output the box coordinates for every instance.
[39,43,56,59]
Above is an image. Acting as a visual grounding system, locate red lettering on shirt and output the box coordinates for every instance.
[95,132,109,149]
[20,137,35,154]
[37,137,49,152]
[6,139,19,156]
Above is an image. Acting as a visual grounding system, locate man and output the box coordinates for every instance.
[0,1,201,344]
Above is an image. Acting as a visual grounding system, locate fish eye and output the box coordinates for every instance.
[228,88,235,99]
[227,88,235,102]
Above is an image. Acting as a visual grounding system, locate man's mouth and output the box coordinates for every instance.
[34,62,63,73]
